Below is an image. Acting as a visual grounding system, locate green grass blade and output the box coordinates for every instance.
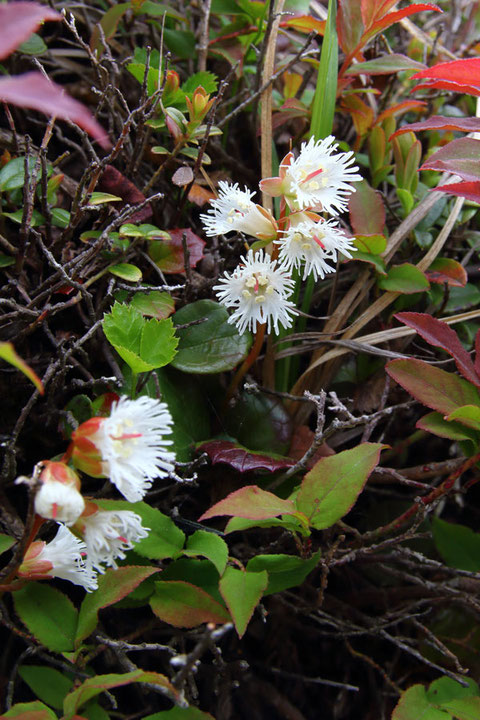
[310,0,338,140]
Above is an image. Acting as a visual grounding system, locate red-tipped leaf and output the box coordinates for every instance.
[395,312,480,387]
[199,485,297,522]
[390,116,480,140]
[411,58,480,93]
[420,138,480,182]
[435,181,480,203]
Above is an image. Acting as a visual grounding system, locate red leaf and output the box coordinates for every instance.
[425,258,467,287]
[420,138,480,182]
[411,58,480,96]
[0,72,110,149]
[337,0,365,55]
[0,2,61,60]
[98,165,151,222]
[413,79,480,97]
[149,228,205,274]
[199,485,297,522]
[375,99,426,125]
[187,183,215,207]
[199,440,294,473]
[361,0,397,29]
[435,180,480,203]
[386,358,480,415]
[363,4,442,42]
[390,115,480,140]
[349,180,385,235]
[395,312,480,387]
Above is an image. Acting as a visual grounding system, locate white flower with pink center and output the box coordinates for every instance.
[275,212,357,280]
[18,524,98,592]
[213,249,297,335]
[84,396,176,502]
[261,136,361,215]
[200,181,277,240]
[78,506,149,573]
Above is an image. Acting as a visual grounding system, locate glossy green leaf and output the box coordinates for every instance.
[345,53,426,75]
[0,156,37,191]
[378,263,430,293]
[19,666,73,710]
[0,533,15,554]
[432,517,480,572]
[108,263,142,282]
[76,565,160,645]
[13,584,78,652]
[151,581,230,628]
[171,300,252,373]
[246,551,321,595]
[143,708,215,720]
[219,566,268,637]
[96,500,185,561]
[387,359,480,415]
[50,207,70,229]
[88,192,122,205]
[391,684,451,720]
[446,404,480,430]
[183,530,229,576]
[123,291,174,319]
[226,391,292,455]
[4,209,45,226]
[353,234,387,254]
[103,302,178,373]
[416,412,480,444]
[310,0,337,139]
[296,443,385,529]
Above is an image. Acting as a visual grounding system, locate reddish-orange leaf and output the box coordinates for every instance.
[375,100,426,125]
[0,2,61,60]
[425,258,467,288]
[391,116,480,139]
[363,4,441,42]
[411,58,480,91]
[435,180,480,204]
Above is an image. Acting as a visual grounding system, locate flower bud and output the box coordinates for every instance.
[34,461,85,526]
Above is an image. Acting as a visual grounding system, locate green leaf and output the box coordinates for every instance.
[427,677,480,705]
[109,263,142,282]
[88,192,122,205]
[51,208,70,229]
[446,404,480,431]
[4,209,45,226]
[224,515,310,536]
[163,28,197,59]
[441,697,480,719]
[18,32,47,55]
[310,0,337,139]
[353,234,387,254]
[296,443,386,529]
[396,187,415,216]
[102,302,178,373]
[199,485,302,523]
[183,530,229,576]
[1,701,57,720]
[182,72,218,96]
[432,517,480,572]
[219,566,268,637]
[13,584,78,652]
[82,701,111,720]
[351,251,387,275]
[0,157,37,191]
[172,300,252,373]
[345,53,426,75]
[161,558,222,601]
[246,551,321,595]
[0,253,14,267]
[378,263,430,293]
[0,533,15,554]
[76,565,160,645]
[417,412,480,445]
[150,581,231,628]
[63,671,178,719]
[225,391,292,455]
[391,684,451,720]
[154,367,211,461]
[96,500,185,561]
[18,666,73,710]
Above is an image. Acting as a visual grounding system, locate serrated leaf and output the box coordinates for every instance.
[416,411,480,444]
[96,500,185,561]
[128,291,174,319]
[447,404,480,430]
[76,566,159,645]
[150,581,230,628]
[219,567,267,637]
[108,263,142,282]
[102,302,178,373]
[353,234,387,254]
[296,444,386,529]
[426,258,467,287]
[13,584,78,652]
[19,666,73,710]
[181,71,218,95]
[199,485,300,523]
[183,530,229,576]
[391,684,450,720]
[420,138,480,182]
[246,551,321,595]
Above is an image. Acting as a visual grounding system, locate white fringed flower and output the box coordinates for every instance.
[78,507,149,573]
[34,481,85,526]
[261,136,361,215]
[200,181,277,240]
[19,524,98,592]
[74,396,176,502]
[275,212,357,281]
[213,249,297,335]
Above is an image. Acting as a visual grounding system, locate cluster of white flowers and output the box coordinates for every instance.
[19,396,176,592]
[201,136,361,335]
